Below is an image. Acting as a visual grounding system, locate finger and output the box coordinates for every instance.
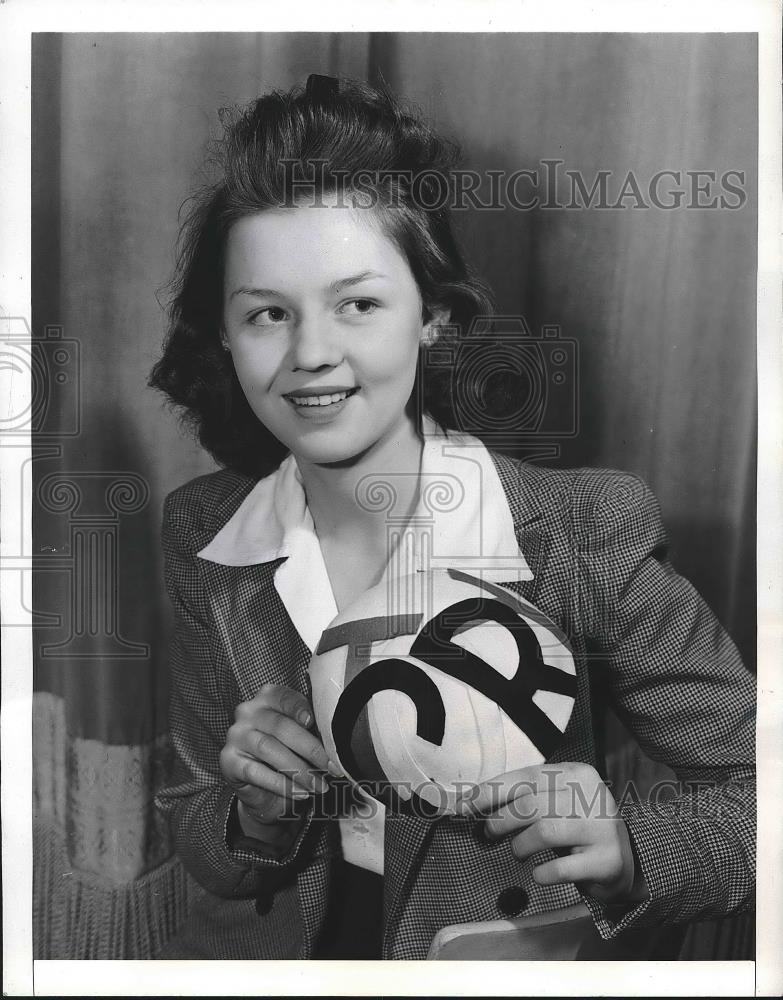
[532,852,602,887]
[455,766,544,817]
[509,816,594,861]
[253,684,314,729]
[484,787,575,839]
[457,763,576,817]
[480,766,614,832]
[533,844,627,892]
[237,784,298,821]
[226,755,312,802]
[252,710,335,775]
[237,785,313,832]
[241,731,330,794]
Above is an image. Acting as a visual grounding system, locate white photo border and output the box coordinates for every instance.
[1,1,780,996]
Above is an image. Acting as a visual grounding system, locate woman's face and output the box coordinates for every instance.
[222,199,436,466]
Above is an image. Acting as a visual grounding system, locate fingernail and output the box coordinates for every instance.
[327,760,344,778]
[298,710,312,727]
[314,777,330,794]
[475,821,493,845]
[291,787,311,799]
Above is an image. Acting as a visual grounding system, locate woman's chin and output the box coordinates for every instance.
[288,436,371,469]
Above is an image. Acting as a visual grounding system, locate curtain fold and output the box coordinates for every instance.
[31,30,373,959]
[32,32,756,961]
[372,32,757,664]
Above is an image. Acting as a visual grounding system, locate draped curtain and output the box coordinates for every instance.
[31,32,756,960]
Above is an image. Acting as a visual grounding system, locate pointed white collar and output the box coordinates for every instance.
[197,418,533,651]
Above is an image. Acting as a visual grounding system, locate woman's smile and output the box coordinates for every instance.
[284,386,360,421]
[221,198,444,466]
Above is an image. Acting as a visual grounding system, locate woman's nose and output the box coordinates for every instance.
[290,314,343,371]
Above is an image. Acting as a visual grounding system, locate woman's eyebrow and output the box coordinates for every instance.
[229,271,390,302]
[229,286,279,302]
[331,270,390,293]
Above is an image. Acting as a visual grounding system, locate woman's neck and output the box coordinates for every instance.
[295,418,424,544]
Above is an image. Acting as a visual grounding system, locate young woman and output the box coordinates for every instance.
[149,74,755,960]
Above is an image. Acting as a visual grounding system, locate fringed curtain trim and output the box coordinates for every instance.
[34,821,203,959]
[33,690,202,958]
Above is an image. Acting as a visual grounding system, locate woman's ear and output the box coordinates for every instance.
[421,306,451,346]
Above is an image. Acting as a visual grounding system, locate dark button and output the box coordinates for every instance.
[496,886,528,916]
[255,893,273,916]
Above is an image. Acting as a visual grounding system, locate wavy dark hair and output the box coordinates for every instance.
[149,75,497,479]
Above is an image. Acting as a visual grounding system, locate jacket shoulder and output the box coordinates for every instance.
[488,450,658,530]
[162,467,260,554]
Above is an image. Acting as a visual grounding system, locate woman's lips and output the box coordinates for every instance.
[285,387,359,420]
[287,388,355,407]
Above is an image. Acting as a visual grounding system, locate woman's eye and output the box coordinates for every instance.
[339,298,378,317]
[248,306,288,326]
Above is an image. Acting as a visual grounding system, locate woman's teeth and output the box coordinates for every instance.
[289,390,353,407]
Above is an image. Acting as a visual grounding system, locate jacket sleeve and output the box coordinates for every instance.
[154,489,316,899]
[572,471,755,937]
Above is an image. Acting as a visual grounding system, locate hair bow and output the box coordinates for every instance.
[305,73,340,104]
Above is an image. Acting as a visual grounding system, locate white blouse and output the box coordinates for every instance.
[198,416,533,873]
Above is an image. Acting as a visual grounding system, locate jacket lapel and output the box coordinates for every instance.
[488,451,552,601]
[202,556,334,956]
[382,813,438,956]
[507,522,551,604]
[203,559,313,701]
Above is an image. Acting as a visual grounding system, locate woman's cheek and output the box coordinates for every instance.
[233,343,284,394]
[233,368,278,424]
[369,326,423,380]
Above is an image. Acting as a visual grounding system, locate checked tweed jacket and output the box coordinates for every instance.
[155,452,755,961]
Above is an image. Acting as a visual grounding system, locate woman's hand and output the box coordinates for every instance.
[460,762,649,904]
[220,683,341,847]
